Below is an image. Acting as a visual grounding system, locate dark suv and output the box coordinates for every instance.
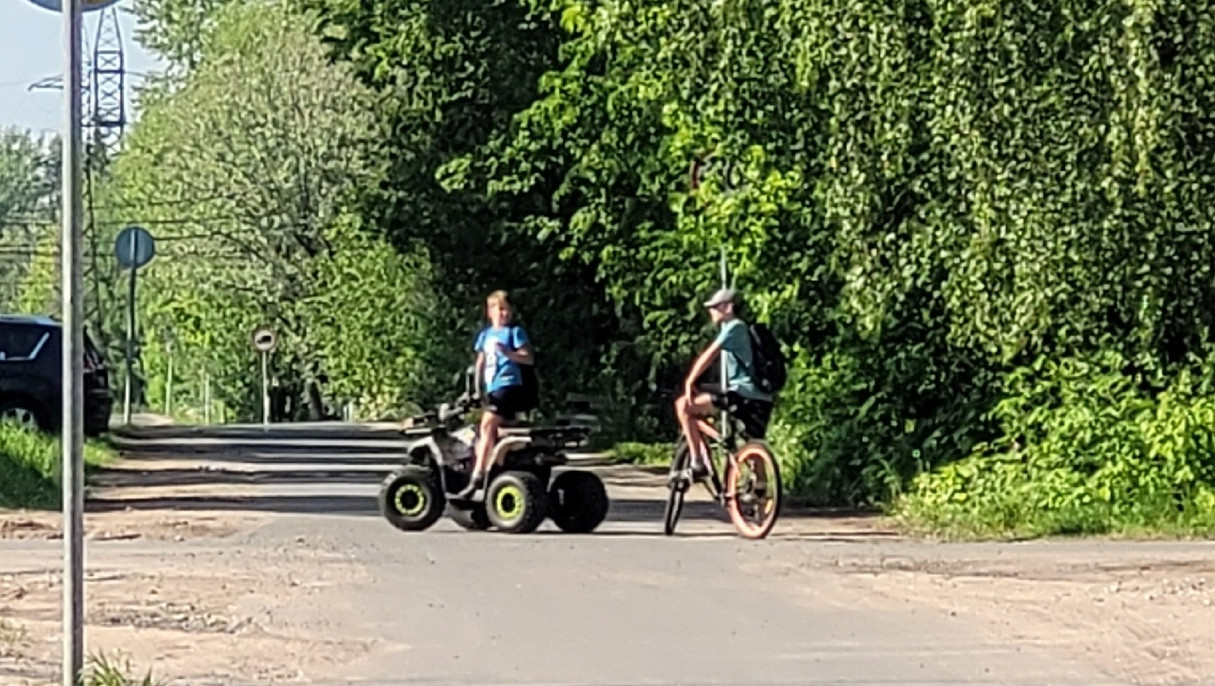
[0,314,114,436]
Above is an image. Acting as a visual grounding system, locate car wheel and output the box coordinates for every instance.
[0,400,47,432]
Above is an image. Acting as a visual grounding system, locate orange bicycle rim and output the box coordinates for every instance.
[726,442,781,540]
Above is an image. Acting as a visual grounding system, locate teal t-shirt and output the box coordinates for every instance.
[714,319,773,402]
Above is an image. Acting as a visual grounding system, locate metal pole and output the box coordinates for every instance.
[261,350,270,427]
[719,245,728,396]
[60,0,85,681]
[203,368,211,425]
[165,344,173,417]
[123,262,135,424]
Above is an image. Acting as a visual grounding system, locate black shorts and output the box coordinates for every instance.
[698,383,774,440]
[486,385,532,419]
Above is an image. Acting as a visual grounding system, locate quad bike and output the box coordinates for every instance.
[377,373,610,535]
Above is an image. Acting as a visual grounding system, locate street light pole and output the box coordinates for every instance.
[61,0,86,682]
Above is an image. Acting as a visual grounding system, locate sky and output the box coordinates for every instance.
[0,0,163,136]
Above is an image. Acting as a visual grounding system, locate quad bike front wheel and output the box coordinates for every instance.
[378,465,445,532]
[486,470,549,534]
[549,470,609,534]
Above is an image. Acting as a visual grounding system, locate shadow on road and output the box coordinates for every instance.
[90,423,891,539]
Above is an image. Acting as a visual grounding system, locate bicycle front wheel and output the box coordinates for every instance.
[663,439,691,536]
[725,442,781,539]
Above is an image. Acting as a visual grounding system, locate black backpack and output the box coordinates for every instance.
[519,362,540,411]
[746,322,787,395]
[512,326,541,411]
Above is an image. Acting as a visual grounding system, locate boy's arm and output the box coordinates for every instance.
[500,327,533,365]
[503,345,533,365]
[474,351,486,398]
[683,340,723,399]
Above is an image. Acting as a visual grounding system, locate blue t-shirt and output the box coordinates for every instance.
[475,325,530,393]
[714,319,773,402]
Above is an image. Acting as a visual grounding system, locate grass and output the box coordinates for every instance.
[890,489,1215,541]
[0,618,29,658]
[0,625,163,684]
[605,441,674,466]
[0,422,118,510]
[82,652,166,686]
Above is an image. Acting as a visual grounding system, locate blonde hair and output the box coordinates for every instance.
[486,290,510,309]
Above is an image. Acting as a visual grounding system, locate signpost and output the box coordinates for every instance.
[23,0,98,681]
[27,0,119,676]
[60,0,84,678]
[163,328,175,417]
[251,326,277,426]
[115,225,155,425]
[690,151,743,414]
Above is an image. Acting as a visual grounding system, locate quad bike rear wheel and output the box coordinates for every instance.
[549,470,609,534]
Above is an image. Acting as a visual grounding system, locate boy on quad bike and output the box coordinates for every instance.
[456,290,538,499]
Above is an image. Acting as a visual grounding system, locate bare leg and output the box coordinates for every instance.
[462,411,501,497]
[674,393,715,472]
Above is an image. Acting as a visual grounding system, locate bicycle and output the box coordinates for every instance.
[663,390,782,539]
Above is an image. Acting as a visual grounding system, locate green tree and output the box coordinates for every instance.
[110,0,452,420]
[0,128,58,311]
[301,0,631,421]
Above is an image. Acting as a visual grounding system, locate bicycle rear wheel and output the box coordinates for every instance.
[725,441,781,539]
[663,439,691,536]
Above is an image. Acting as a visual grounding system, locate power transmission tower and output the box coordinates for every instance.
[83,7,127,343]
[26,9,129,350]
[90,7,126,161]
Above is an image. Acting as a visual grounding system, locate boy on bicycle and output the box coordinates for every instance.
[673,287,774,480]
[457,289,535,498]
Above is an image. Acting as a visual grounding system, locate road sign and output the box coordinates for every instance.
[24,0,121,12]
[114,225,155,269]
[251,326,277,353]
[251,326,276,426]
[117,226,153,426]
[689,153,742,193]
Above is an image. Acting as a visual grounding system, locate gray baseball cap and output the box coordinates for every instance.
[703,287,736,308]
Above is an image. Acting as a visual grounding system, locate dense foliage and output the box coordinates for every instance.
[0,128,57,312]
[52,0,1215,533]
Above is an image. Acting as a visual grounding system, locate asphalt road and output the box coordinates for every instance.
[46,423,1174,685]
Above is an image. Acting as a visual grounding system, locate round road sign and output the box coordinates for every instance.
[251,326,277,353]
[115,225,155,269]
[689,153,741,192]
[24,0,123,12]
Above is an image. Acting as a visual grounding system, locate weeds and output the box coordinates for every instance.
[82,652,165,686]
[0,618,29,657]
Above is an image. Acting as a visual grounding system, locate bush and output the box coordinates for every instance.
[766,332,997,507]
[607,441,675,466]
[893,351,1215,539]
[0,424,116,510]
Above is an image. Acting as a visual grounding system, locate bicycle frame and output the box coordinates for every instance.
[686,408,744,501]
